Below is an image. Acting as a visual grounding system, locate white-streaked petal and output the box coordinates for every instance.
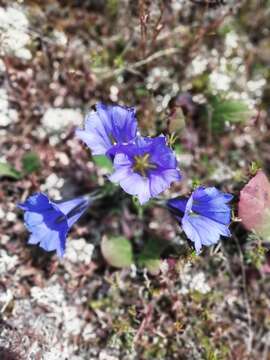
[120,173,151,204]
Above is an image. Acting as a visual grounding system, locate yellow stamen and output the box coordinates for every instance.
[133,153,156,177]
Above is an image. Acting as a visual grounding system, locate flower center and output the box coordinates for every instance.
[133,153,156,177]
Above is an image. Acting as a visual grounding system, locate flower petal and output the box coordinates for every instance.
[150,136,177,169]
[182,213,230,254]
[120,173,151,204]
[109,105,137,143]
[109,153,133,183]
[108,136,181,203]
[17,193,51,211]
[54,195,90,228]
[192,186,232,225]
[167,197,188,214]
[75,128,109,155]
[38,227,66,257]
[18,192,90,257]
[168,186,232,253]
[150,169,181,197]
[77,103,137,156]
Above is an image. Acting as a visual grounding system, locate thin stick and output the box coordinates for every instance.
[232,234,254,354]
[93,47,180,80]
[134,303,153,343]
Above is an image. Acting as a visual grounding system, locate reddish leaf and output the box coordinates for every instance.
[238,170,270,232]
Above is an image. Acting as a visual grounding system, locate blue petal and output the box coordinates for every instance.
[167,197,188,214]
[119,173,151,204]
[28,234,41,245]
[193,187,233,204]
[24,211,46,227]
[54,195,89,216]
[31,226,67,257]
[76,103,137,156]
[149,136,178,169]
[109,153,152,204]
[182,215,203,254]
[76,111,112,155]
[182,213,230,254]
[109,154,132,183]
[39,228,67,257]
[109,136,181,203]
[54,195,90,228]
[75,128,109,155]
[95,103,114,133]
[108,104,137,144]
[26,219,68,257]
[18,192,90,257]
[17,193,51,211]
[150,169,181,197]
[192,205,231,225]
[191,187,232,225]
[106,143,134,159]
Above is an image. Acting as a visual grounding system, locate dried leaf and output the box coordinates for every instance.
[238,171,270,235]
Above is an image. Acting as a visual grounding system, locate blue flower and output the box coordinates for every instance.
[76,102,137,156]
[18,193,90,257]
[168,187,233,254]
[109,136,181,204]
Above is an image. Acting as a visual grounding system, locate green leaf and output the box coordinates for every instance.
[22,152,41,174]
[0,162,21,180]
[209,97,252,133]
[93,155,113,171]
[135,85,149,98]
[106,0,119,17]
[138,239,165,275]
[101,236,133,268]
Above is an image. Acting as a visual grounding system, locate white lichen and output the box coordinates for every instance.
[179,263,210,295]
[41,108,83,134]
[0,88,19,127]
[0,6,32,60]
[40,173,65,199]
[31,284,65,308]
[65,238,94,264]
[0,250,18,275]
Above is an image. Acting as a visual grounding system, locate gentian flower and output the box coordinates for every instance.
[168,187,233,254]
[18,192,90,257]
[75,102,137,156]
[109,136,181,204]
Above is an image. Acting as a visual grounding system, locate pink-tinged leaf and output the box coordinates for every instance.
[261,263,270,274]
[238,170,270,232]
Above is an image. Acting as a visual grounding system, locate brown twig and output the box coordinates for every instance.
[93,8,231,82]
[139,0,149,57]
[134,302,153,343]
[232,234,254,355]
[92,46,180,81]
[189,8,232,57]
[150,2,165,51]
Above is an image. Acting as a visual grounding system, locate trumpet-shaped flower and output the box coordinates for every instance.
[109,136,181,204]
[75,102,137,156]
[18,193,90,257]
[168,187,233,253]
